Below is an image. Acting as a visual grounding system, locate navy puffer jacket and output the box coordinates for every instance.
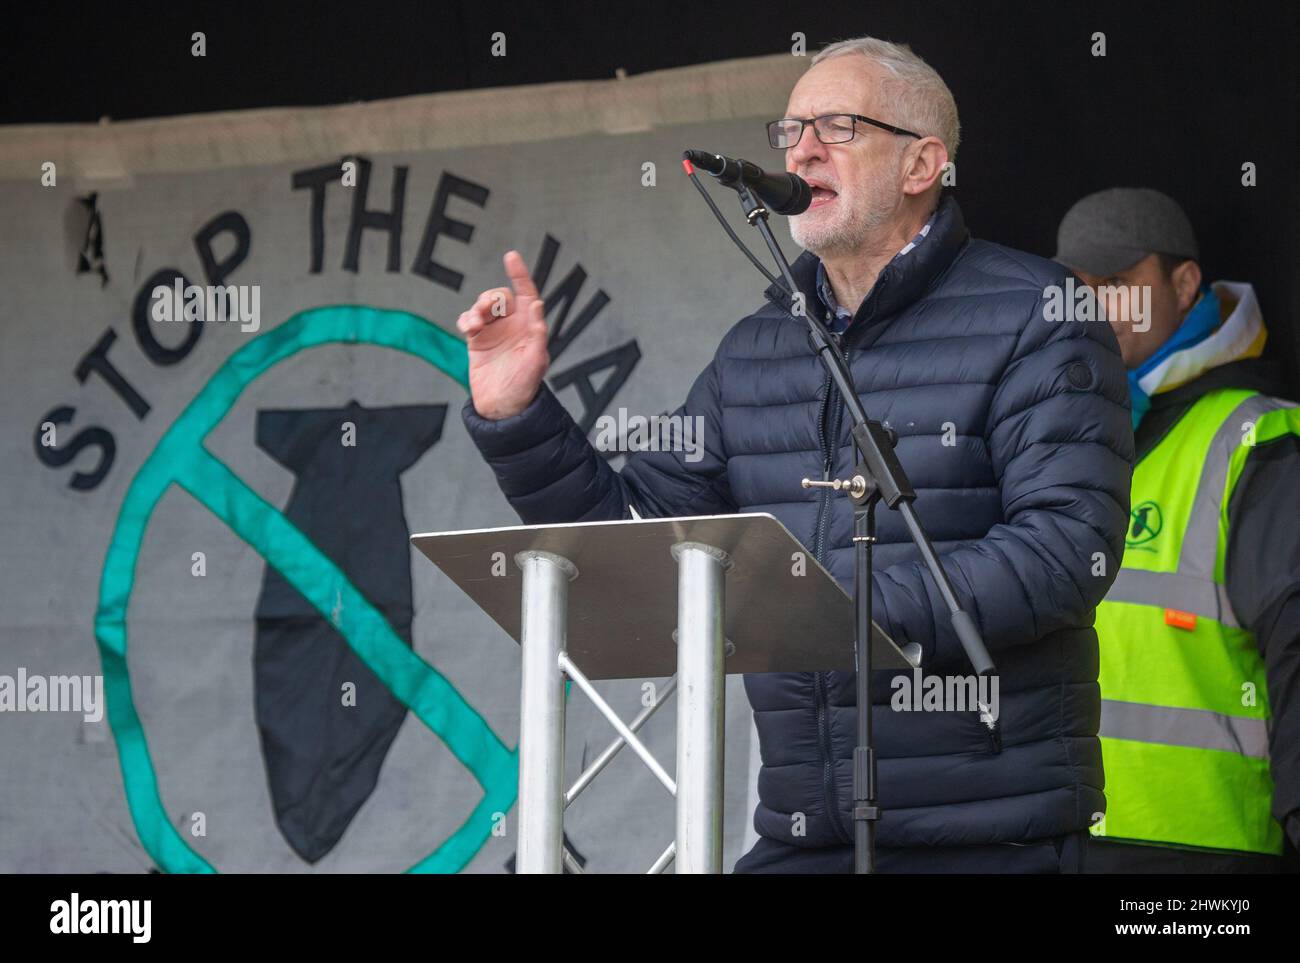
[463,195,1133,849]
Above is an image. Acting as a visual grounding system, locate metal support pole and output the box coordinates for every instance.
[670,541,730,874]
[853,496,879,874]
[514,549,577,874]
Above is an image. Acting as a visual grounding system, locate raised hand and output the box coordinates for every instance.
[456,250,551,420]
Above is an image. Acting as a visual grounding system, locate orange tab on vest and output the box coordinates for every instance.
[1164,609,1198,631]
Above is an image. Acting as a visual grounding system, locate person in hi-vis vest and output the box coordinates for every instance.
[1055,187,1300,872]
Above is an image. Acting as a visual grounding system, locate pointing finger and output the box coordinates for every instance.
[504,250,540,300]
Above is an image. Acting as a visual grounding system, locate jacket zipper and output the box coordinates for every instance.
[810,335,854,844]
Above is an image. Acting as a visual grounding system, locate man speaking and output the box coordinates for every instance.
[456,36,1133,873]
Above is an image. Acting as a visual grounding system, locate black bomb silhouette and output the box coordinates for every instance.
[253,400,445,862]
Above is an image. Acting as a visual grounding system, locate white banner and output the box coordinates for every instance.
[0,54,804,872]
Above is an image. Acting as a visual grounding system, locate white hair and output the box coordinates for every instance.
[811,36,961,161]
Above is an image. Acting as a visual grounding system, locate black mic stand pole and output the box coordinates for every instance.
[730,183,997,875]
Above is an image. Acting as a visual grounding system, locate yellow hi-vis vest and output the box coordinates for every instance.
[1093,388,1300,854]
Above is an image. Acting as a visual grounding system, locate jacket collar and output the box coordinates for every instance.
[764,193,970,335]
[1134,356,1291,461]
[1131,280,1277,459]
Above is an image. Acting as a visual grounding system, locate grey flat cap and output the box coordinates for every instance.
[1054,187,1199,276]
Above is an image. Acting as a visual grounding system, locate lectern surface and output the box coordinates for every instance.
[411,512,913,680]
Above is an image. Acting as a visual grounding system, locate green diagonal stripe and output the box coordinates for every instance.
[95,306,517,874]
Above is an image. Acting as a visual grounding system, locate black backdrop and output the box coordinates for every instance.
[8,0,1298,386]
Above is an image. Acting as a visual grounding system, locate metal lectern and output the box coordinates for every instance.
[410,512,914,874]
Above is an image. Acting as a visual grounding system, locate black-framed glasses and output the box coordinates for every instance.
[766,113,923,149]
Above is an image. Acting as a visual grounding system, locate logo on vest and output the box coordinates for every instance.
[1126,499,1163,550]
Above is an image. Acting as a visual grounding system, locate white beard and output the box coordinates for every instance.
[789,171,902,257]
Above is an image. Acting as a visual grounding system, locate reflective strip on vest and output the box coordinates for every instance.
[1180,394,1291,586]
[1104,568,1240,628]
[1100,698,1269,758]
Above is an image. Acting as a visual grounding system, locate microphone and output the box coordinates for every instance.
[682,149,812,215]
